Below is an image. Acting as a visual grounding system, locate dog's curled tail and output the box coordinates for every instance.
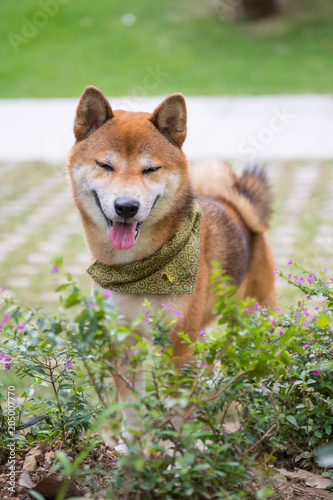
[191,160,273,233]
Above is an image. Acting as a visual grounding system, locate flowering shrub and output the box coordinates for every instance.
[0,261,332,498]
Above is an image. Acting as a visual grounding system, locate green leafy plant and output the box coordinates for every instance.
[0,261,332,498]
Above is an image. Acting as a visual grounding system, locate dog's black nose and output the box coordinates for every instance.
[114,198,140,218]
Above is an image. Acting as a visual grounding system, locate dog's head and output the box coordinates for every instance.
[68,86,190,252]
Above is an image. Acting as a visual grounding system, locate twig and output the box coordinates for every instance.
[246,424,277,453]
[202,371,247,403]
[267,390,280,434]
[106,361,135,392]
[220,399,233,426]
[80,353,107,408]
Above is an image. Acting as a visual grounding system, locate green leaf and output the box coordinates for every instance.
[286,415,299,428]
[318,315,329,328]
[28,492,45,500]
[256,486,274,500]
[56,283,71,292]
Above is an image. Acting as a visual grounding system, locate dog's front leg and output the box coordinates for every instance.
[112,360,146,453]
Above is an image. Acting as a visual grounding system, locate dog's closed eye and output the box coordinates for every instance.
[142,167,162,175]
[96,161,114,172]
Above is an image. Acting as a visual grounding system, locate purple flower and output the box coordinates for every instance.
[279,330,283,336]
[304,342,310,349]
[288,274,292,279]
[198,329,205,337]
[312,317,317,322]
[307,297,312,300]
[246,308,252,313]
[175,311,183,319]
[273,268,277,275]
[5,363,12,370]
[51,265,59,274]
[17,320,26,331]
[66,361,73,368]
[162,303,171,312]
[126,348,142,356]
[253,303,261,311]
[0,351,4,360]
[200,362,209,368]
[276,350,280,356]
[313,370,321,376]
[5,356,11,362]
[0,286,4,292]
[271,320,276,326]
[322,297,327,302]
[275,307,282,313]
[87,297,95,308]
[295,311,301,320]
[102,289,112,298]
[141,452,146,458]
[303,320,309,329]
[2,315,10,324]
[307,273,315,284]
[288,260,293,265]
[144,311,149,322]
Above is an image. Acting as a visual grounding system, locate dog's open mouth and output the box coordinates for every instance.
[93,191,141,250]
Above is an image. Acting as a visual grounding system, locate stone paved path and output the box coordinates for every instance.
[0,160,332,310]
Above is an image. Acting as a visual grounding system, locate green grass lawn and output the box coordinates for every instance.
[1,0,333,97]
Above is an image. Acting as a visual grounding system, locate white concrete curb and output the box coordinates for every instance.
[1,95,333,163]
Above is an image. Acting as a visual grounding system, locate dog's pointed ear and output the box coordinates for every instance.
[150,93,187,147]
[74,86,114,141]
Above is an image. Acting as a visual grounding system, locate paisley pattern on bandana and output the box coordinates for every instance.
[87,201,202,294]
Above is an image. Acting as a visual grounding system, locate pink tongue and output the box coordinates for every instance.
[108,222,137,250]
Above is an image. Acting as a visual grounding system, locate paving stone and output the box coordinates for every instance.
[272,225,297,236]
[7,276,31,288]
[40,291,60,302]
[27,252,52,264]
[0,192,72,261]
[77,252,90,264]
[15,265,39,276]
[271,234,295,245]
[314,235,333,247]
[3,175,63,217]
[66,265,85,276]
[37,242,66,254]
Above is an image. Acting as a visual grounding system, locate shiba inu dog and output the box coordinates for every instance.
[67,86,276,449]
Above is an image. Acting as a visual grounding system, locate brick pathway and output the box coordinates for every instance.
[0,161,332,311]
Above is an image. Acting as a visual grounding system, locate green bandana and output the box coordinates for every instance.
[87,200,202,294]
